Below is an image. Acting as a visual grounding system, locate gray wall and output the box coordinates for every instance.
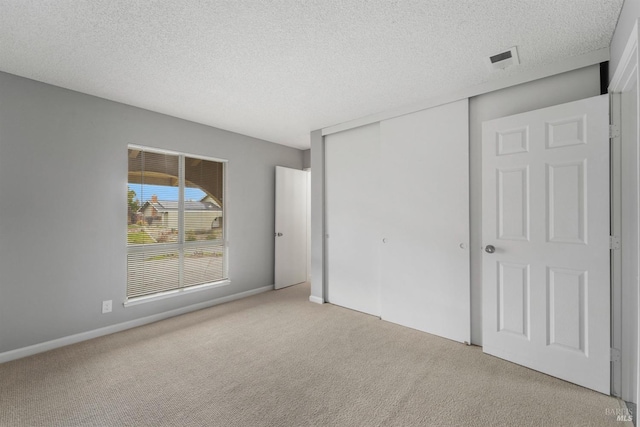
[468,65,601,344]
[610,0,639,81]
[303,149,311,169]
[0,71,303,353]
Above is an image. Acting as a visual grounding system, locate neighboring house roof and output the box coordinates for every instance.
[140,200,221,213]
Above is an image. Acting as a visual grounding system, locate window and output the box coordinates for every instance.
[127,146,227,301]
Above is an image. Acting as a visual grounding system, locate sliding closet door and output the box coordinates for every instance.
[380,99,470,343]
[325,123,380,316]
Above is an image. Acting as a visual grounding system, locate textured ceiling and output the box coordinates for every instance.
[0,1,624,149]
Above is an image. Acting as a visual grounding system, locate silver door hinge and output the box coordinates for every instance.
[610,236,621,250]
[610,124,620,138]
[611,348,621,362]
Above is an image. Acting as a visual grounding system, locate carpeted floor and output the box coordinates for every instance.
[0,283,632,426]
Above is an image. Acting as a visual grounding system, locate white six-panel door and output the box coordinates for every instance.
[482,95,610,394]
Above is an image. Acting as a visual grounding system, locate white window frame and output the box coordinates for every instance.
[125,144,230,306]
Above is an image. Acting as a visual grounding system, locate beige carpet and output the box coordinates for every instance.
[0,283,631,427]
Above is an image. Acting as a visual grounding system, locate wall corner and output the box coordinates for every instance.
[310,130,325,303]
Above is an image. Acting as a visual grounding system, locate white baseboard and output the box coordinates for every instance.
[0,285,273,364]
[309,295,324,304]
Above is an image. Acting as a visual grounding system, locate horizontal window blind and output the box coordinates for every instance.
[127,248,180,298]
[127,147,226,300]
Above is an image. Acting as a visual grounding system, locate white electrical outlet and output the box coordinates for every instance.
[102,300,112,314]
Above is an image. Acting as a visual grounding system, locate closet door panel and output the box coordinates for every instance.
[325,123,381,316]
[379,99,470,343]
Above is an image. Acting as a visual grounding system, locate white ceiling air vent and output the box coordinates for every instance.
[486,46,520,70]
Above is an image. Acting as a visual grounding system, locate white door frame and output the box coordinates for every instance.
[609,18,640,403]
[304,167,311,283]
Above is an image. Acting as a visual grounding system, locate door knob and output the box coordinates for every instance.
[275,232,283,237]
[485,245,496,254]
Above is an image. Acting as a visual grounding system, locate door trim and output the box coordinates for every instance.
[609,18,639,403]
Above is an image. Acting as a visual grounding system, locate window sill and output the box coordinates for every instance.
[123,279,231,307]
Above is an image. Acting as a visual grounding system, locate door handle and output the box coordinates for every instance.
[485,245,496,254]
[275,232,283,237]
